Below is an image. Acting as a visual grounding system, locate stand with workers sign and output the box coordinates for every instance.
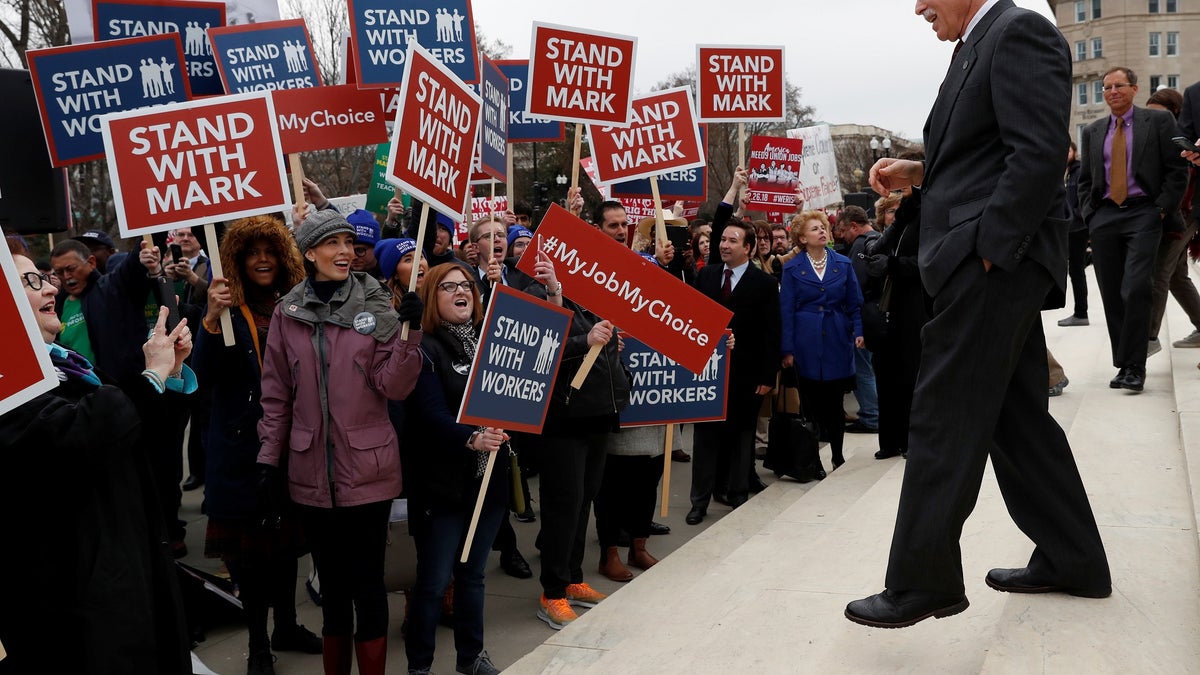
[0,228,57,417]
[620,333,730,427]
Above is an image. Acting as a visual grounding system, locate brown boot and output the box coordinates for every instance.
[627,537,659,571]
[598,546,633,582]
[353,636,386,675]
[322,635,353,675]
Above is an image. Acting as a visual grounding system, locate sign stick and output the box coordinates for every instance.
[287,154,306,207]
[737,123,747,207]
[400,201,429,341]
[569,342,604,393]
[203,223,235,347]
[505,145,514,207]
[660,423,674,517]
[649,176,668,246]
[570,123,583,189]
[460,448,498,563]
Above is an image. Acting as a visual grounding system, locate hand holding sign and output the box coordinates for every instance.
[470,427,510,452]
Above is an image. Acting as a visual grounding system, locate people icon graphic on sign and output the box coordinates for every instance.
[159,57,176,95]
[203,24,212,55]
[693,351,722,382]
[138,58,164,98]
[534,330,561,375]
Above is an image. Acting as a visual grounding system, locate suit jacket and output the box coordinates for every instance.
[694,261,780,426]
[918,0,1072,297]
[1078,105,1188,231]
[1174,80,1200,211]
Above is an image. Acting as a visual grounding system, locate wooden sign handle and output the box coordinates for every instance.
[570,341,603,391]
[288,154,306,208]
[660,423,674,518]
[505,145,514,210]
[203,223,236,347]
[649,176,668,247]
[400,201,428,341]
[460,448,498,563]
[570,123,583,189]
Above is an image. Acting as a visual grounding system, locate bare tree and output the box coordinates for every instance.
[0,0,68,67]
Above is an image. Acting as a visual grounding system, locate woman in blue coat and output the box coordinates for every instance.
[780,210,865,469]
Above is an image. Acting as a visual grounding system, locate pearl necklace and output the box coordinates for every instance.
[807,249,828,271]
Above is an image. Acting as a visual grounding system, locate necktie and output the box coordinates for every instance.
[952,40,964,61]
[721,269,733,301]
[1111,119,1127,205]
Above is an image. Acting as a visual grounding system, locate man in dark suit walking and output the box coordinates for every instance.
[686,205,780,525]
[845,0,1111,629]
[1078,67,1188,392]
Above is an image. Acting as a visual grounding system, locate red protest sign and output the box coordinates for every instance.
[517,203,731,374]
[696,45,786,122]
[272,84,388,153]
[0,238,58,416]
[101,91,291,237]
[746,135,804,212]
[587,87,705,184]
[527,22,636,127]
[385,41,481,220]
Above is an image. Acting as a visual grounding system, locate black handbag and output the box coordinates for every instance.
[763,377,826,482]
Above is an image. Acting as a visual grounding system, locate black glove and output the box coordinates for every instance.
[397,291,424,329]
[255,463,281,530]
[865,254,890,278]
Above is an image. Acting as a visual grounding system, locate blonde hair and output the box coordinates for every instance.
[791,210,830,248]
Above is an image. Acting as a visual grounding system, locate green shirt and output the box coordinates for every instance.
[59,297,95,364]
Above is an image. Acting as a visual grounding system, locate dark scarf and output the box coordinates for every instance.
[441,319,486,476]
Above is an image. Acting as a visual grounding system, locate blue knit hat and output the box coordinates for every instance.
[347,209,380,246]
[506,227,533,250]
[374,238,418,281]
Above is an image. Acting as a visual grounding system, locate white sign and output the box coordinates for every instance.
[785,123,842,210]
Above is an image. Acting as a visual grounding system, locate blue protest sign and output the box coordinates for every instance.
[478,58,508,182]
[619,332,730,427]
[93,0,225,96]
[496,59,564,143]
[27,34,191,166]
[347,0,478,88]
[611,124,709,200]
[208,18,322,93]
[458,284,574,434]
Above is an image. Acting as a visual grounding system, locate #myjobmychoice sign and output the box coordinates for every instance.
[496,59,563,143]
[208,18,322,93]
[458,284,573,433]
[272,84,388,154]
[93,0,225,96]
[620,333,729,427]
[27,34,191,166]
[347,0,479,87]
[517,204,731,374]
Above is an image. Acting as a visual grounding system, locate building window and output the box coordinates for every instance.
[1151,75,1162,90]
[1149,0,1159,12]
[1168,32,1178,56]
[1075,0,1086,21]
[1169,75,1180,89]
[1150,32,1161,57]
[1078,82,1088,105]
[1168,0,1177,12]
[1076,41,1087,61]
[1092,0,1101,19]
[1094,80,1104,104]
[1092,38,1103,58]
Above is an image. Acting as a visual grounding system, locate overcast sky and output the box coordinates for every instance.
[473,0,1056,142]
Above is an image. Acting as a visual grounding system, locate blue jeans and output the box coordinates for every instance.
[405,473,507,671]
[853,348,879,428]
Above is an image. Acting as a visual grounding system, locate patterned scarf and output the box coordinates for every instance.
[441,320,486,476]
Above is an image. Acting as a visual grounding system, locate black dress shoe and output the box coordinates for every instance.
[181,474,204,491]
[514,508,536,523]
[648,521,670,536]
[1109,367,1128,389]
[500,549,533,579]
[984,567,1111,598]
[748,476,769,493]
[874,448,902,460]
[1120,366,1145,392]
[685,506,706,525]
[845,589,969,629]
[712,492,732,506]
[671,448,691,463]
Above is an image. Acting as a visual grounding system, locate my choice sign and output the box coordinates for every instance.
[458,284,574,434]
[587,87,705,185]
[478,58,509,182]
[385,41,482,220]
[696,45,786,122]
[27,34,190,166]
[208,19,322,93]
[527,23,636,126]
[517,204,731,374]
[0,233,58,417]
[347,0,479,87]
[102,91,291,237]
[620,333,730,427]
[272,84,388,154]
[93,0,225,96]
[496,60,563,143]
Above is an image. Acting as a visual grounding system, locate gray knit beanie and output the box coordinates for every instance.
[295,209,355,253]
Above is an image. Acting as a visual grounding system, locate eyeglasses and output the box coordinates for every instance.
[437,280,475,293]
[1102,83,1133,92]
[22,272,53,291]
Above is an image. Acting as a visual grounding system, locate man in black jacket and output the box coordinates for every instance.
[1057,142,1090,326]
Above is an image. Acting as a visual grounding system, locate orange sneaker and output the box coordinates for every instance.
[565,582,607,608]
[537,595,578,630]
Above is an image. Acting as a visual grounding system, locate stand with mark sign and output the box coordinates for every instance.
[0,225,59,417]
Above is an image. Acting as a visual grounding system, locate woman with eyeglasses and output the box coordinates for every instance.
[401,257,557,675]
[0,254,194,674]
